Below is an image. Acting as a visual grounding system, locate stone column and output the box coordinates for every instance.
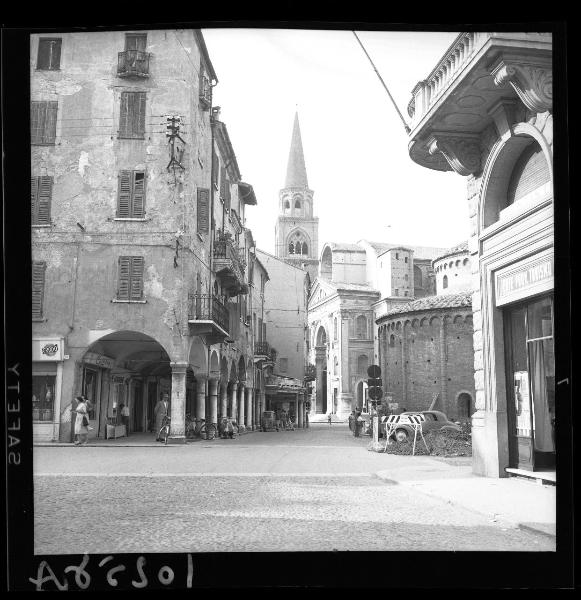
[168,362,187,443]
[208,378,218,425]
[294,392,299,425]
[220,382,228,421]
[254,388,260,429]
[245,387,253,429]
[195,376,207,421]
[298,395,304,428]
[230,382,238,419]
[238,383,245,428]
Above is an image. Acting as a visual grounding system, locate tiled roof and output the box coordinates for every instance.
[326,242,366,252]
[360,240,449,260]
[433,241,469,262]
[379,291,472,319]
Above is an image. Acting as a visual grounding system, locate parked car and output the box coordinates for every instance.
[387,410,461,442]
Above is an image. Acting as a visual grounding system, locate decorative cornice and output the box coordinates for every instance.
[491,59,552,114]
[427,132,481,176]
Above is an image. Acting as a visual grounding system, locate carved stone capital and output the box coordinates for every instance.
[427,132,481,176]
[491,59,552,114]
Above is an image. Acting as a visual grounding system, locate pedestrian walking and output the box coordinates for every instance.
[328,413,332,426]
[354,412,363,437]
[73,396,89,446]
[154,393,170,441]
[120,403,130,436]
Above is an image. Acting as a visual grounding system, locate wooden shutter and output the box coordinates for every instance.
[134,92,146,138]
[117,171,132,217]
[119,93,130,137]
[31,176,52,225]
[44,102,58,144]
[32,261,46,319]
[197,188,210,233]
[132,172,145,218]
[117,256,131,300]
[129,257,144,300]
[119,92,145,138]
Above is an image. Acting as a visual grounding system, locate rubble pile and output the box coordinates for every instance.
[379,423,472,457]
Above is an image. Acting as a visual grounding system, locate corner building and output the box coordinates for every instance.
[407,32,554,477]
[31,30,261,442]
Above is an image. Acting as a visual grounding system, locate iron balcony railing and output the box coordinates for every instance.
[255,341,271,357]
[117,50,151,77]
[188,294,229,334]
[213,238,245,281]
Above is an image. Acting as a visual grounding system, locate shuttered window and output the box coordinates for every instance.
[507,141,550,205]
[119,92,146,139]
[31,101,58,145]
[117,256,144,301]
[37,38,62,70]
[212,150,219,189]
[197,188,210,234]
[125,33,147,51]
[117,170,146,218]
[32,261,46,319]
[31,176,53,225]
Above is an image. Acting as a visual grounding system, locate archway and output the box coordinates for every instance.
[457,392,473,422]
[356,380,368,412]
[314,325,328,414]
[81,330,173,439]
[320,246,332,280]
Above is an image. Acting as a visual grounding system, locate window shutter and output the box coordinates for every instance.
[31,177,39,222]
[129,256,144,300]
[117,170,132,217]
[32,261,46,319]
[51,40,62,69]
[44,102,58,144]
[132,171,145,218]
[117,256,131,300]
[197,188,210,233]
[212,150,219,189]
[31,103,41,144]
[135,92,146,138]
[37,176,53,224]
[119,93,130,137]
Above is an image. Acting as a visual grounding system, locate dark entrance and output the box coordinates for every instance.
[504,295,555,471]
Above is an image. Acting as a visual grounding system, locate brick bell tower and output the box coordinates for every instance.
[275,112,319,281]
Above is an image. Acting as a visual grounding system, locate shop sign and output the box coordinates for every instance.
[495,251,553,307]
[33,338,64,361]
[83,351,115,370]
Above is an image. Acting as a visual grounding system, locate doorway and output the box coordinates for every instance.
[504,295,555,471]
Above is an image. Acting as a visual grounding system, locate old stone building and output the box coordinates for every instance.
[31,29,263,442]
[407,32,554,478]
[274,112,319,282]
[376,242,475,420]
[307,240,445,419]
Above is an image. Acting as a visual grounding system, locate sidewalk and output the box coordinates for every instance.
[374,456,556,537]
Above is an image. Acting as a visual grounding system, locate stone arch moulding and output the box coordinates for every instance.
[209,350,220,378]
[188,336,208,374]
[479,123,553,231]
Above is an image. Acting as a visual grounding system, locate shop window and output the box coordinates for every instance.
[32,375,55,421]
[117,170,146,218]
[37,38,62,70]
[119,91,146,139]
[31,175,53,225]
[117,256,144,301]
[31,101,58,145]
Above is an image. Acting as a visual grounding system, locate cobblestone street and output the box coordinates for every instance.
[33,424,555,554]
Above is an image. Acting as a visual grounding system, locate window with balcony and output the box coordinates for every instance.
[117,170,145,218]
[31,176,52,225]
[37,38,61,70]
[119,92,146,139]
[118,33,149,78]
[116,256,144,301]
[31,101,58,145]
[32,261,46,320]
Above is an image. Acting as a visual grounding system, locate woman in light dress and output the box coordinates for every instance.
[73,396,89,446]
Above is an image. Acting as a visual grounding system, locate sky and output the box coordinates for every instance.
[202,28,470,255]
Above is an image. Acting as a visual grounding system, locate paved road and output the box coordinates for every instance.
[34,424,555,554]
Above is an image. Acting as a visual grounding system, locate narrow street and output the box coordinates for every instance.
[34,424,555,554]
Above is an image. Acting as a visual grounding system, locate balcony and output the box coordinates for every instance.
[254,341,276,366]
[213,235,247,296]
[188,294,229,344]
[117,50,151,78]
[407,32,552,175]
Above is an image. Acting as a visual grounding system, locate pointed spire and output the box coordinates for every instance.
[285,112,309,188]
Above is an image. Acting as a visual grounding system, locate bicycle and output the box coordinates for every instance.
[158,415,171,445]
[186,415,217,440]
[219,417,239,439]
[283,417,295,431]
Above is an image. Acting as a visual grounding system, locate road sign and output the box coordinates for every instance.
[368,386,383,401]
[367,364,381,378]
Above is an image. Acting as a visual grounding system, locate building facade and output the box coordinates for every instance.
[308,240,445,419]
[407,32,554,477]
[31,29,263,442]
[274,112,319,282]
[376,243,475,420]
